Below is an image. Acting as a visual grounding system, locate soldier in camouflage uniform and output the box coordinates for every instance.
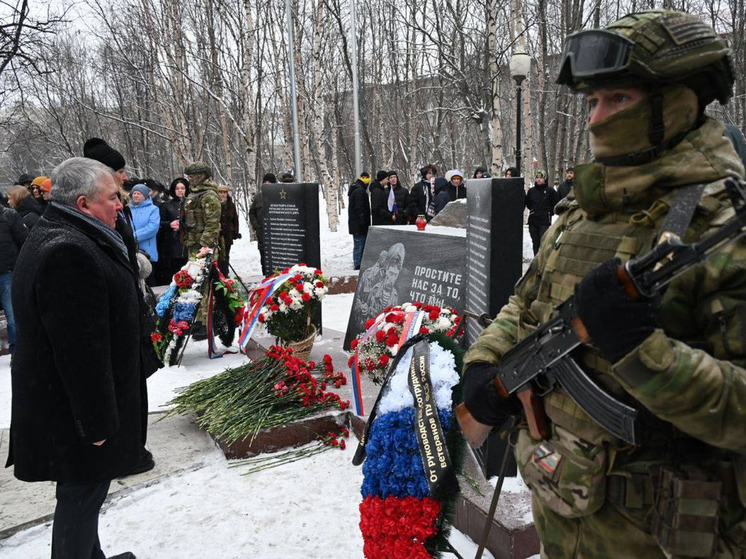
[462,11,746,558]
[182,162,222,337]
[183,161,222,260]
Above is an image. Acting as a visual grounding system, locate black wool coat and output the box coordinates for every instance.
[369,181,392,225]
[7,204,143,483]
[348,180,371,235]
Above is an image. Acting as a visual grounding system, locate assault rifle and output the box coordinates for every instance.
[457,177,746,448]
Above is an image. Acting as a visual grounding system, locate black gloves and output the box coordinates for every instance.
[462,362,520,427]
[574,258,661,363]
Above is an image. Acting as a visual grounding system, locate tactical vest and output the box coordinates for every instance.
[183,186,221,248]
[514,186,746,554]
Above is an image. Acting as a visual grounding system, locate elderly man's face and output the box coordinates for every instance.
[79,174,123,228]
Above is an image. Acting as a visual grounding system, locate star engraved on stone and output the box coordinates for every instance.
[280,189,287,200]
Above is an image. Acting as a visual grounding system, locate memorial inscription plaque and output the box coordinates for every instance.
[262,182,321,273]
[343,226,466,350]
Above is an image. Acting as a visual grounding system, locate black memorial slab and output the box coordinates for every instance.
[465,177,524,345]
[343,226,466,350]
[262,182,322,333]
[465,177,524,478]
[262,182,321,274]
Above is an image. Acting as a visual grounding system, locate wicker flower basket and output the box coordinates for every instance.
[284,324,317,362]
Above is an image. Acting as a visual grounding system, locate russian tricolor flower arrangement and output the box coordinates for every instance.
[348,303,461,415]
[353,334,464,558]
[152,253,213,365]
[152,251,246,365]
[238,264,328,352]
[166,345,350,445]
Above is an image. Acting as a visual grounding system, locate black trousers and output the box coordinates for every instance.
[52,480,110,559]
[529,223,550,256]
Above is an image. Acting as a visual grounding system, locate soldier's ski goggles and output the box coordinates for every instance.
[556,30,635,85]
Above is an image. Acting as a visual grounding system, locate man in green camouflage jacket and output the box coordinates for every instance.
[183,161,222,260]
[463,11,746,558]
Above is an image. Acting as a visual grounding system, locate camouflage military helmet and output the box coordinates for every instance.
[184,161,212,178]
[557,10,734,105]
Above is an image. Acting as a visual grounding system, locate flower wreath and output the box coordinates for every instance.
[238,264,328,352]
[356,334,464,558]
[152,251,245,365]
[350,303,462,386]
[152,254,212,365]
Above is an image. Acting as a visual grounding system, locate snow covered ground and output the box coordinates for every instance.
[0,192,539,559]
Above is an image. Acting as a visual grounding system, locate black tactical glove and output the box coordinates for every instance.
[462,362,520,427]
[574,258,661,363]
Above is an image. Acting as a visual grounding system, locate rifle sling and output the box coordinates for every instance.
[657,182,708,241]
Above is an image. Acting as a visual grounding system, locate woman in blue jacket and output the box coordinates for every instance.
[130,184,160,285]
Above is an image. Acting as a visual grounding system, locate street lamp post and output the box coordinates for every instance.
[509,49,531,176]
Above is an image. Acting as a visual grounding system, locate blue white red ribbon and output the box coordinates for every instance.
[237,273,294,353]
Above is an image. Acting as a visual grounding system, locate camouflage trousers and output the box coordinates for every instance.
[533,494,745,559]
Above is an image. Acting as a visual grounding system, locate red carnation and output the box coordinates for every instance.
[365,318,375,329]
[151,333,162,342]
[258,313,265,323]
[350,339,359,350]
[301,292,311,302]
[428,310,440,321]
[378,354,390,367]
[375,330,386,342]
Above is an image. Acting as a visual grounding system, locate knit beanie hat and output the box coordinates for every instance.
[17,173,35,185]
[376,170,389,182]
[83,138,126,171]
[40,178,52,193]
[31,176,48,187]
[131,184,151,199]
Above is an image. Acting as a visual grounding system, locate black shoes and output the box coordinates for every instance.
[122,449,155,477]
[109,553,136,559]
[353,265,361,270]
[191,322,207,341]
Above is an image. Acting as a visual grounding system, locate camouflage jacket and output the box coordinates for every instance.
[465,118,746,552]
[183,179,222,250]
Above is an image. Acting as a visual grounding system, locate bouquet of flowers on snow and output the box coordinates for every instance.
[255,264,328,343]
[152,253,213,365]
[349,302,462,385]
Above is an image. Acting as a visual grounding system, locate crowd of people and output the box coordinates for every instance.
[347,163,578,268]
[347,166,483,269]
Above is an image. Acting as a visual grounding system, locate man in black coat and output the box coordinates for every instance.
[6,157,140,559]
[525,169,559,255]
[557,167,574,199]
[369,170,392,225]
[348,171,371,270]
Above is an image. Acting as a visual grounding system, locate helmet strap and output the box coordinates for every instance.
[649,89,665,147]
